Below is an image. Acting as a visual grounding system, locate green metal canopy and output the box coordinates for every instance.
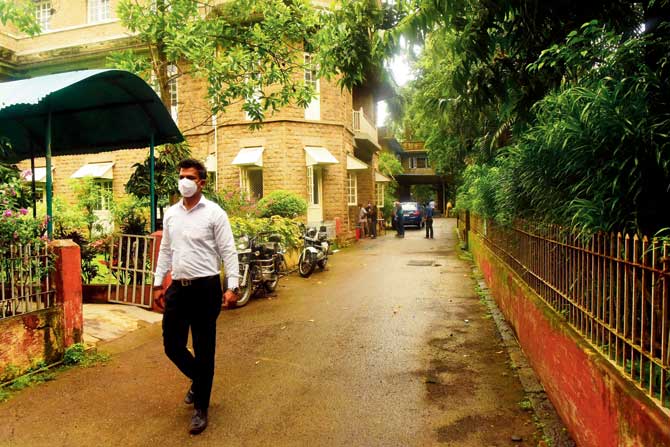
[0,69,184,233]
[0,69,183,162]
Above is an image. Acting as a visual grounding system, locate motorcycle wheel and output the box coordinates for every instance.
[235,267,254,307]
[264,274,279,292]
[317,256,328,270]
[298,251,315,277]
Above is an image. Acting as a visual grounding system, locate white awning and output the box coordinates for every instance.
[231,147,264,167]
[205,154,217,172]
[346,154,368,170]
[304,146,339,166]
[71,162,114,179]
[375,171,392,182]
[24,167,52,182]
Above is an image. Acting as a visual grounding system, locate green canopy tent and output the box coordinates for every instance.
[0,69,184,234]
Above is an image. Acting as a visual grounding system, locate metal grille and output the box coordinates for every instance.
[469,214,670,409]
[107,234,156,308]
[0,242,55,319]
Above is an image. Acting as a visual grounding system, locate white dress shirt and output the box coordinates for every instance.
[153,195,239,289]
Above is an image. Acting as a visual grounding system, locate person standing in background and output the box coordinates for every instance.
[424,201,434,239]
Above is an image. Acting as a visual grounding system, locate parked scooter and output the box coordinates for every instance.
[235,232,287,307]
[298,225,330,277]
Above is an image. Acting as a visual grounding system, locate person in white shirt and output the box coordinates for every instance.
[152,158,239,435]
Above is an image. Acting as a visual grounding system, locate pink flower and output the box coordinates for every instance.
[20,169,31,180]
[3,210,12,217]
[19,208,28,215]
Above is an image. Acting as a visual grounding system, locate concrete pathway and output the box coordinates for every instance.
[0,218,545,446]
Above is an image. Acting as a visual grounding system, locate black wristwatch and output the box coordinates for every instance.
[228,287,240,294]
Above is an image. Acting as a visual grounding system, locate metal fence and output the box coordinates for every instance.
[461,212,670,409]
[0,242,55,319]
[107,234,156,308]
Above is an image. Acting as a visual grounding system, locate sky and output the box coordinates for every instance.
[377,39,419,127]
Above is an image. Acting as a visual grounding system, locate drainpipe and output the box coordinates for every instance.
[212,113,219,190]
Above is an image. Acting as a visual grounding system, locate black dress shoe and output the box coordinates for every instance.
[189,408,208,435]
[184,385,194,405]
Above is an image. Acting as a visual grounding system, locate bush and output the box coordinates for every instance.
[208,187,260,218]
[229,216,303,249]
[257,190,307,218]
[113,196,149,235]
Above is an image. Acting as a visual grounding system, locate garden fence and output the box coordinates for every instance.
[0,242,55,320]
[459,211,670,409]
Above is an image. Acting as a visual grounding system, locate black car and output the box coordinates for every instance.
[401,202,424,228]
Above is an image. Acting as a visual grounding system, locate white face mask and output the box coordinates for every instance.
[178,178,198,198]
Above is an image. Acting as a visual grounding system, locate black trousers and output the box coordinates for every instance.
[162,275,222,410]
[425,217,434,238]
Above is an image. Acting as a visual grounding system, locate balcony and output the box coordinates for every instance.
[352,108,380,159]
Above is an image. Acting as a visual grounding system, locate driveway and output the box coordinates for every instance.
[0,218,541,446]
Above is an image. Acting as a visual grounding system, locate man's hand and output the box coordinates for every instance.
[223,289,239,308]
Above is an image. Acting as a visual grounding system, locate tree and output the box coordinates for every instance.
[0,0,40,36]
[124,142,191,212]
[111,0,321,125]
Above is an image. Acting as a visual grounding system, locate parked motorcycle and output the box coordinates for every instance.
[235,232,287,307]
[298,225,330,278]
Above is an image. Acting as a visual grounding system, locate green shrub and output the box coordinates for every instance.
[208,187,260,218]
[257,190,307,218]
[229,216,303,249]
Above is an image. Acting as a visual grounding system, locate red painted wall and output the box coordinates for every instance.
[0,240,83,381]
[0,308,64,380]
[469,234,670,447]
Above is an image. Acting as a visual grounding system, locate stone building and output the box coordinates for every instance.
[0,0,391,238]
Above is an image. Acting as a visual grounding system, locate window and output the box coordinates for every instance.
[244,71,262,121]
[168,64,178,123]
[307,166,319,205]
[347,173,357,206]
[409,156,429,169]
[376,183,384,207]
[88,0,111,23]
[304,53,320,120]
[304,53,318,89]
[95,180,113,211]
[35,1,52,31]
[240,167,263,200]
[151,65,178,123]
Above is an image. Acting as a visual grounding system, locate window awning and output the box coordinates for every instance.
[71,162,114,179]
[205,153,217,172]
[231,147,264,167]
[346,154,368,170]
[375,171,392,182]
[304,146,339,166]
[24,167,53,183]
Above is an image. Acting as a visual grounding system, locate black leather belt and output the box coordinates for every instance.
[175,274,219,287]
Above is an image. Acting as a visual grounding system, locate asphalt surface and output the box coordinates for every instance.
[0,218,541,446]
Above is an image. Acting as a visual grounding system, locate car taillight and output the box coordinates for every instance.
[412,211,420,216]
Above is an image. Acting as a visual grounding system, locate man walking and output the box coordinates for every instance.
[424,201,434,239]
[153,158,240,435]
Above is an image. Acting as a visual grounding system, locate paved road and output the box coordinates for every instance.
[0,218,540,446]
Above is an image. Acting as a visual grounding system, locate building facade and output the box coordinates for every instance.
[0,0,389,238]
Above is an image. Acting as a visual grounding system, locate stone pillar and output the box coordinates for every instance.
[51,239,83,346]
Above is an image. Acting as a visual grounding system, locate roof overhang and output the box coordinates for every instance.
[346,154,368,170]
[304,146,338,166]
[24,166,53,182]
[375,171,392,182]
[71,162,114,179]
[232,147,264,167]
[0,69,184,163]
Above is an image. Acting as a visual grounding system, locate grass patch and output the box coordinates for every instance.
[0,343,110,403]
